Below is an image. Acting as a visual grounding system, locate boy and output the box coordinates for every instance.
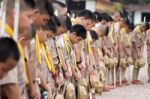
[146,29,150,83]
[0,0,38,98]
[58,24,87,99]
[0,37,20,79]
[52,0,68,16]
[131,23,149,84]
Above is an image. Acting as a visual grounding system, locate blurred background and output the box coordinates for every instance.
[56,0,150,25]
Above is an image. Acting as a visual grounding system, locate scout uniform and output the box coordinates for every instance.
[59,33,76,99]
[35,34,55,98]
[0,24,28,98]
[131,25,146,82]
[146,30,150,81]
[46,36,64,96]
[111,22,120,58]
[89,33,104,97]
[119,28,131,84]
[123,29,133,84]
[122,31,133,65]
[101,34,115,85]
[71,17,89,98]
[25,39,41,98]
[0,23,18,86]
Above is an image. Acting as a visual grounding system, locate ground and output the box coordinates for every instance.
[101,45,150,99]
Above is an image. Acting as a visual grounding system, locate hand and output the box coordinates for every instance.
[55,72,64,87]
[47,90,52,99]
[30,84,41,99]
[107,51,113,58]
[85,56,90,66]
[65,66,72,77]
[138,53,142,59]
[87,65,94,75]
[74,68,82,81]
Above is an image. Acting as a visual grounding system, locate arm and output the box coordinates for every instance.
[2,83,22,99]
[37,70,50,91]
[25,61,40,99]
[133,42,142,58]
[58,48,68,72]
[92,47,99,65]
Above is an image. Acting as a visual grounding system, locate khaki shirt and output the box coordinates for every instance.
[58,35,76,67]
[0,67,18,85]
[38,44,51,82]
[25,39,38,80]
[146,30,150,64]
[0,31,18,85]
[46,38,59,65]
[131,28,146,59]
[111,22,120,43]
[123,33,132,47]
[101,35,113,49]
[119,29,131,58]
[0,31,26,93]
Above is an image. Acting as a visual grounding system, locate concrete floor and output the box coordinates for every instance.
[101,45,150,99]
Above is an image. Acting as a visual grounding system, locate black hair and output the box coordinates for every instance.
[70,24,87,39]
[0,37,20,62]
[128,23,135,31]
[35,0,54,17]
[44,0,54,17]
[77,9,94,20]
[105,26,109,36]
[122,18,130,26]
[57,16,72,30]
[89,30,99,40]
[66,16,72,30]
[93,11,102,22]
[101,13,113,22]
[31,24,36,38]
[23,0,36,9]
[51,15,61,27]
[42,18,57,33]
[52,0,66,8]
[7,0,36,13]
[107,15,113,22]
[144,22,150,30]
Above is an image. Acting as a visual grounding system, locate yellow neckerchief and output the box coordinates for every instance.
[120,28,126,42]
[53,37,62,67]
[109,26,115,44]
[0,20,14,37]
[87,31,93,55]
[113,23,118,43]
[126,33,131,46]
[45,44,55,74]
[63,33,77,66]
[95,39,101,55]
[35,34,42,64]
[81,41,85,51]
[40,43,55,74]
[1,21,28,83]
[71,17,77,25]
[63,33,70,54]
[18,43,29,84]
[63,33,74,55]
[113,22,119,42]
[136,25,145,39]
[35,34,55,74]
[103,36,107,45]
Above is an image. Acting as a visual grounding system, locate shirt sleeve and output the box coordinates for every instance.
[131,31,136,43]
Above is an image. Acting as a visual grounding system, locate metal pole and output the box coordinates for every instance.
[13,0,20,41]
[119,67,122,86]
[114,66,116,87]
[0,0,6,37]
